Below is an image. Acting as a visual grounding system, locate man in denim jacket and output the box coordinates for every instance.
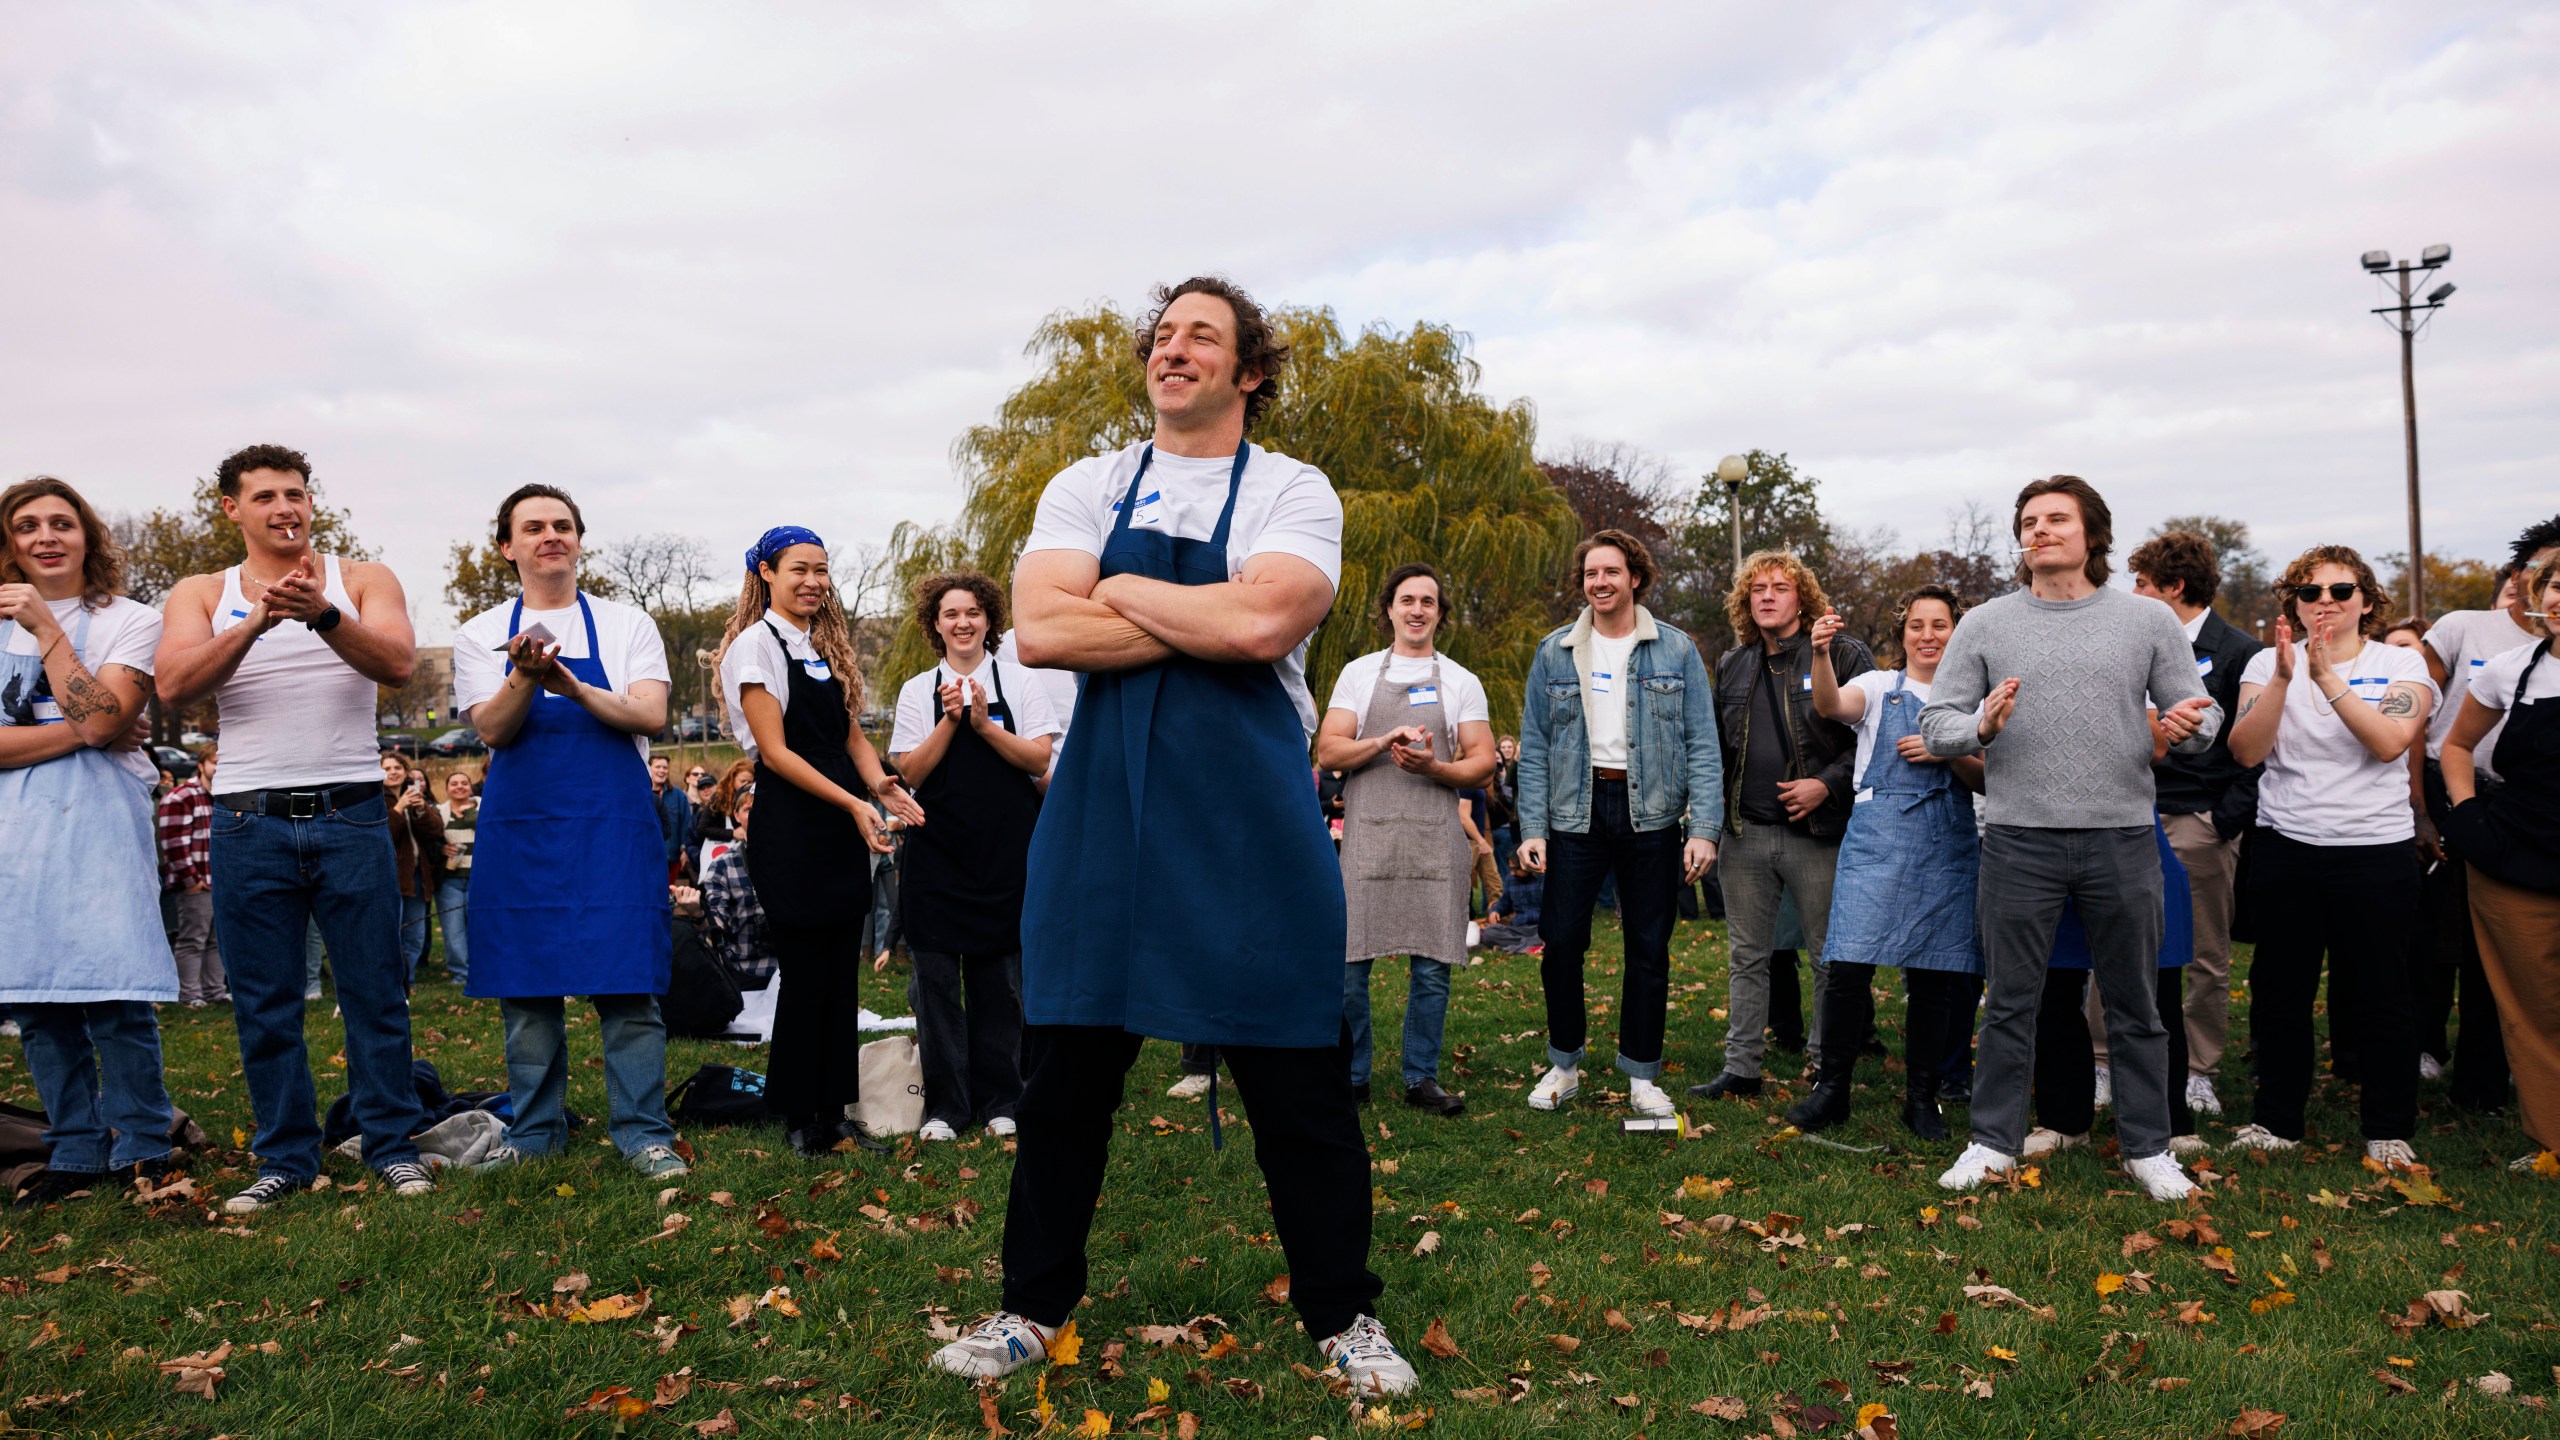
[1515,529,1724,1120]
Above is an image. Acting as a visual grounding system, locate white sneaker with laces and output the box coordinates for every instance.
[382,1161,436,1196]
[1937,1143,2016,1191]
[918,1120,958,1142]
[2126,1151,2196,1202]
[1527,1066,1578,1112]
[631,1144,689,1179]
[2184,1074,2223,1116]
[2226,1123,2299,1152]
[1627,1077,1675,1118]
[1319,1314,1418,1398]
[986,1116,1017,1137]
[2417,1054,2445,1082]
[2091,1065,2112,1111]
[2021,1127,2087,1157]
[2168,1134,2209,1158]
[2366,1139,2418,1169]
[930,1311,1052,1379]
[223,1174,302,1214]
[1166,1073,1212,1100]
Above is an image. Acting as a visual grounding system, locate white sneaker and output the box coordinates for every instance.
[1318,1314,1418,1398]
[1937,1143,2016,1191]
[2184,1075,2223,1116]
[2168,1134,2210,1158]
[930,1311,1052,1379]
[2126,1151,2196,1202]
[0,1019,17,1040]
[1166,1073,1212,1101]
[1627,1077,1675,1118]
[986,1116,1017,1138]
[2091,1066,2112,1111]
[2509,1152,2552,1173]
[2227,1124,2299,1152]
[381,1161,437,1197]
[2417,1054,2445,1082]
[2021,1128,2087,1157]
[2366,1139,2418,1169]
[917,1120,958,1142]
[1528,1066,1579,1112]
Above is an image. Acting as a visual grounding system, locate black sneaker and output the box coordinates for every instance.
[382,1161,436,1196]
[1686,1073,1764,1101]
[12,1170,97,1209]
[836,1120,892,1155]
[224,1174,303,1214]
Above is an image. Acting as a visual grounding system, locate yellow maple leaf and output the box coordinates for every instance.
[555,1183,577,1198]
[232,1126,249,1148]
[1046,1319,1083,1367]
[2094,1273,2126,1296]
[2248,1290,2297,1315]
[2018,1166,2042,1188]
[1074,1408,1111,1437]
[1985,1346,2019,1362]
[1034,1373,1054,1427]
[1919,1206,1942,1226]
[1856,1402,1893,1428]
[2532,1151,2560,1180]
[1147,1377,1170,1404]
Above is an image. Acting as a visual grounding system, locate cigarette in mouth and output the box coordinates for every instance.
[284,526,298,542]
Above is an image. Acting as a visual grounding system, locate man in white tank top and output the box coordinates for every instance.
[154,444,436,1213]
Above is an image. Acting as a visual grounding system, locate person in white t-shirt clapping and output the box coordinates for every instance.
[2225,545,2438,1168]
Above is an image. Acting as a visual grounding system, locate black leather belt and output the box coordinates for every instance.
[213,781,382,819]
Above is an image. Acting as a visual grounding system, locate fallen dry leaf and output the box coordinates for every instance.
[2473,1372,2514,1396]
[552,1271,592,1295]
[1412,1230,1441,1258]
[1074,1408,1111,1437]
[159,1341,233,1400]
[2374,1369,2418,1396]
[1261,1274,1291,1306]
[2226,1406,2287,1437]
[1693,1395,1749,1421]
[1420,1318,1463,1359]
[687,1408,739,1436]
[976,1380,1012,1437]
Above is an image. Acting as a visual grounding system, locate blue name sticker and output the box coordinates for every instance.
[1406,685,1439,707]
[2197,655,2214,677]
[1590,670,1616,697]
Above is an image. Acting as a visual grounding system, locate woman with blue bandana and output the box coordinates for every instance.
[717,526,922,1158]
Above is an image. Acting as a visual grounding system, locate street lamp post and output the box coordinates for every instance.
[1716,454,1750,582]
[2361,245,2453,618]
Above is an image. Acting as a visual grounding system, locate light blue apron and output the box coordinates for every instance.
[1019,442,1347,1048]
[1821,671,1984,974]
[0,611,179,1002]
[464,595,671,998]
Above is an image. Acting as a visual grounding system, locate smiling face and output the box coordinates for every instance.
[381,753,410,788]
[1387,574,1443,650]
[762,545,832,621]
[2297,562,2369,640]
[1147,291,1259,431]
[2017,492,2089,579]
[221,467,316,559]
[1901,598,1956,672]
[444,771,473,803]
[4,495,86,598]
[934,586,988,660]
[1746,566,1802,638]
[650,755,671,786]
[499,496,582,585]
[1581,544,1635,619]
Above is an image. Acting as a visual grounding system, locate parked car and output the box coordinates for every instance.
[425,727,489,758]
[179,730,217,748]
[378,731,423,758]
[150,745,199,781]
[673,714,722,743]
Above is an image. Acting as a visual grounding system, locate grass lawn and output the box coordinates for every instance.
[4,916,2554,1439]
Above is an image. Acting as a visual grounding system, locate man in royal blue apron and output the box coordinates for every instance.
[930,277,1416,1397]
[450,484,687,1179]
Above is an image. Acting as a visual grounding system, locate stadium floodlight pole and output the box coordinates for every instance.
[2362,244,2454,618]
[1716,454,1751,580]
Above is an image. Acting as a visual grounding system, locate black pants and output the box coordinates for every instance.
[1937,970,1983,1087]
[1539,779,1682,1071]
[1815,963,1971,1094]
[999,1024,1382,1340]
[766,920,864,1121]
[2034,967,2194,1137]
[1180,1043,1219,1076]
[2412,854,2512,1107]
[1768,949,1805,1048]
[2246,829,2420,1141]
[909,949,1025,1128]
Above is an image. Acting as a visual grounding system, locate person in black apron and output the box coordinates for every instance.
[715,526,920,1158]
[888,570,1055,1141]
[930,277,1415,1398]
[452,485,687,1178]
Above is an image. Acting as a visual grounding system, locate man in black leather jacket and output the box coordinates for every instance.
[1690,551,1873,1101]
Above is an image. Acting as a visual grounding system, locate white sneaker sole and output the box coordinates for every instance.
[1528,1082,1578,1112]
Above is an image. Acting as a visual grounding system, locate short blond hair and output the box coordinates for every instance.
[1725,551,1828,646]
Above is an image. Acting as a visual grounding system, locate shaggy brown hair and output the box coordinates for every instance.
[1374,562,1450,636]
[2127,530,2220,609]
[2013,475,2115,587]
[0,476,124,609]
[912,569,1009,658]
[1723,550,1829,647]
[1134,276,1292,431]
[1573,528,1657,604]
[2276,544,2392,639]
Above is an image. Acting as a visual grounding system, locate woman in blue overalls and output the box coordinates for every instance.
[1790,585,1986,1139]
[0,477,180,1203]
[458,485,686,1179]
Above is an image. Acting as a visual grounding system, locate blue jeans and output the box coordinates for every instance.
[399,893,430,983]
[497,994,677,1157]
[211,792,425,1180]
[435,877,471,986]
[1343,958,1452,1090]
[14,1001,175,1173]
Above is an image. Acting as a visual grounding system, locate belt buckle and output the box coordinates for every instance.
[287,791,321,820]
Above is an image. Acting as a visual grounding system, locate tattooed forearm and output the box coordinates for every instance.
[2376,689,2417,719]
[2236,696,2256,720]
[54,662,112,723]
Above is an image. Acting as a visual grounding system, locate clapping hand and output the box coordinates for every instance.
[2302,617,2343,688]
[874,775,926,828]
[2269,618,2297,681]
[2159,694,2215,744]
[261,554,330,622]
[1977,677,2021,743]
[1388,725,1437,774]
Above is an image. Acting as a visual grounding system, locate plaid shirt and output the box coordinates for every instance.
[157,778,213,891]
[699,844,775,987]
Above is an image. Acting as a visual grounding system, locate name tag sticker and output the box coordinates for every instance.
[1802,674,1814,691]
[1405,685,1439,706]
[1130,490,1167,528]
[2348,676,2388,689]
[32,698,63,724]
[2197,655,2213,677]
[1590,670,1616,696]
[801,657,832,681]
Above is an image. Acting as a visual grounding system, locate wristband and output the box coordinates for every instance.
[2322,685,2347,705]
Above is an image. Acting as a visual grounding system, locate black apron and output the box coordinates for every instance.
[2445,641,2560,895]
[744,620,873,927]
[900,660,1043,953]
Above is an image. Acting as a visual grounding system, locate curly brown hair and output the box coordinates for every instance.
[2127,530,2220,608]
[912,569,1009,658]
[0,476,124,608]
[216,443,311,498]
[1573,528,1657,602]
[1134,276,1291,431]
[2276,544,2392,639]
[1724,550,1829,647]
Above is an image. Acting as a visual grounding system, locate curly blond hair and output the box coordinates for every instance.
[2275,544,2391,639]
[1724,550,1829,646]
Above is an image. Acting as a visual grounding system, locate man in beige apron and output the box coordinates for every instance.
[1315,564,1497,1116]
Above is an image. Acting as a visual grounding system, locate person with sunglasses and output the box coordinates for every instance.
[2225,546,2437,1167]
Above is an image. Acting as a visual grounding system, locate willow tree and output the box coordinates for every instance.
[880,304,1578,731]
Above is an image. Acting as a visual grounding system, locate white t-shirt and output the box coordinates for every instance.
[3,595,162,784]
[2424,608,2540,771]
[1021,441,1343,735]
[995,629,1084,740]
[2462,640,2560,770]
[1583,629,1638,770]
[1325,650,1491,737]
[2240,639,2439,844]
[1843,669,1931,803]
[718,609,839,760]
[453,595,672,762]
[887,652,1065,756]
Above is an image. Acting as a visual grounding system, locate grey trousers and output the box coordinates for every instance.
[1971,825,2173,1160]
[1716,824,1840,1079]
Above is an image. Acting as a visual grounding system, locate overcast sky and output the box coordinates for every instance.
[8,2,2554,638]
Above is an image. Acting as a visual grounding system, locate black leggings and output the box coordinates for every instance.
[766,920,864,1121]
[2034,967,2193,1136]
[1815,963,1972,1092]
[2245,829,2419,1141]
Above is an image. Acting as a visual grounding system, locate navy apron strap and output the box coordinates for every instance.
[1208,441,1249,547]
[503,596,526,675]
[1112,445,1156,536]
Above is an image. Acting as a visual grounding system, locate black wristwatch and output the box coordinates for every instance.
[307,605,343,633]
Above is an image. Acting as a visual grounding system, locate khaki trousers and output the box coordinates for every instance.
[2468,866,2560,1151]
[2085,811,2239,1075]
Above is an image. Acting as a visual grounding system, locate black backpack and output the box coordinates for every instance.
[668,1065,774,1127]
[662,916,743,1039]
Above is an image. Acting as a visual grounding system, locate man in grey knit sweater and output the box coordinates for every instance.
[1919,476,2220,1202]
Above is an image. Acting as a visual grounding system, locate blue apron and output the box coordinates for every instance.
[2050,816,2191,970]
[1821,672,1984,975]
[0,610,178,1003]
[1019,442,1347,1048]
[465,595,671,998]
